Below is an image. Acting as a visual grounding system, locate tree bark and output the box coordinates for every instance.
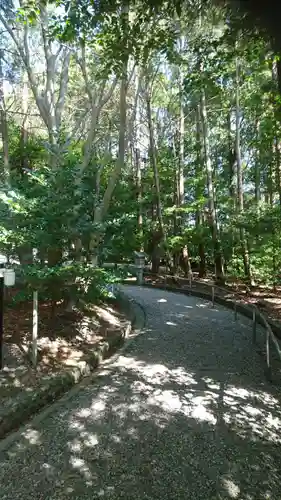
[227,112,236,206]
[89,46,128,264]
[146,94,164,235]
[20,78,29,175]
[275,137,281,205]
[177,51,192,277]
[0,49,9,184]
[0,9,71,160]
[146,93,166,272]
[135,148,143,251]
[195,104,206,278]
[200,89,224,282]
[255,120,261,205]
[235,55,252,283]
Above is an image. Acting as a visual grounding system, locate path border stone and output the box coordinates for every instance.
[0,293,143,441]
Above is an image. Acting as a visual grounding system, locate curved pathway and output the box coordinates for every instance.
[1,286,281,499]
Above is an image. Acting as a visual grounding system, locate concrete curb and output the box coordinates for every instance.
[0,293,140,441]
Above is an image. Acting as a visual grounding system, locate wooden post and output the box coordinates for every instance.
[32,290,38,368]
[265,328,272,382]
[252,308,257,343]
[211,286,215,308]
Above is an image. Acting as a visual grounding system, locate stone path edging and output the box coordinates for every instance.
[0,293,143,441]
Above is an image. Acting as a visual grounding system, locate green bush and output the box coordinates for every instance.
[12,263,125,306]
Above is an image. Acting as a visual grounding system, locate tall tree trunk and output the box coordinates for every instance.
[146,95,164,235]
[200,89,224,283]
[255,120,261,205]
[195,105,206,278]
[20,78,29,175]
[226,112,237,271]
[173,160,178,245]
[0,49,9,184]
[235,56,252,283]
[271,59,281,206]
[227,112,236,206]
[146,94,164,274]
[133,67,143,253]
[172,136,178,269]
[177,59,192,277]
[275,137,281,206]
[178,56,185,209]
[89,55,128,264]
[135,148,143,251]
[267,149,278,287]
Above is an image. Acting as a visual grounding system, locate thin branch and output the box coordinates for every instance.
[76,44,93,103]
[0,13,49,128]
[55,48,71,128]
[99,76,118,107]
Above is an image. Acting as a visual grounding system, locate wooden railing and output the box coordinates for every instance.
[185,279,281,382]
[114,263,281,382]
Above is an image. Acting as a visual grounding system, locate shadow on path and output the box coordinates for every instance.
[0,287,280,499]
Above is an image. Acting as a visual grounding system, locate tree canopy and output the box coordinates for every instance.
[0,0,281,305]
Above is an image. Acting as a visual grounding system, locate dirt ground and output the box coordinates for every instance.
[0,291,129,437]
[1,288,127,403]
[3,291,128,373]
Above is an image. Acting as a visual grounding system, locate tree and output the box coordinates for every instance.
[1,0,281,296]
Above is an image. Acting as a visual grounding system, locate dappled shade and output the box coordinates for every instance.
[1,287,281,499]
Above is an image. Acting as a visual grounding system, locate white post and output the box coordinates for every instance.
[211,286,215,308]
[252,308,256,342]
[32,290,38,368]
[266,328,271,380]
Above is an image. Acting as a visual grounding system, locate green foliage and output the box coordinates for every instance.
[2,0,281,310]
[15,263,124,304]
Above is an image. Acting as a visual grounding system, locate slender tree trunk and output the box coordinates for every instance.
[271,59,281,206]
[255,120,261,204]
[178,60,185,209]
[200,89,224,282]
[133,66,143,253]
[172,136,178,269]
[20,78,29,175]
[254,164,262,200]
[226,112,237,270]
[195,104,206,278]
[271,42,281,119]
[135,148,143,251]
[173,162,178,244]
[235,56,252,283]
[177,59,192,277]
[89,56,128,264]
[275,135,281,205]
[227,113,236,206]
[146,95,164,235]
[146,94,165,274]
[0,49,9,184]
[267,151,278,287]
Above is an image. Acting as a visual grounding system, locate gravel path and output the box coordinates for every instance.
[1,286,281,500]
